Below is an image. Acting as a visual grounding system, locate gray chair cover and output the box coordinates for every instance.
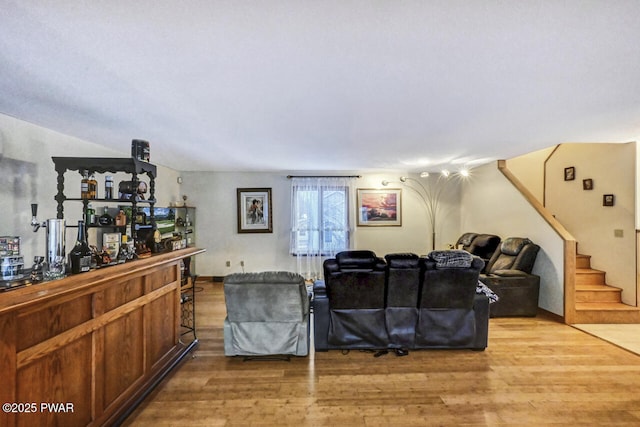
[224,271,310,356]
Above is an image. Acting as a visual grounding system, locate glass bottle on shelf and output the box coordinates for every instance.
[98,206,113,226]
[86,203,96,225]
[135,208,147,225]
[88,173,98,199]
[104,175,114,199]
[115,209,127,226]
[81,170,90,199]
[116,235,128,264]
[69,220,92,274]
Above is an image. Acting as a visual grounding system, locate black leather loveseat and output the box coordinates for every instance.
[313,250,489,352]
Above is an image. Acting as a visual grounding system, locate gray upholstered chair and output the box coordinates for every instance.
[480,237,540,317]
[223,271,310,358]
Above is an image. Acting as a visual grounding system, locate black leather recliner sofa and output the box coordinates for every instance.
[316,250,388,350]
[313,250,489,352]
[479,237,540,317]
[456,232,501,272]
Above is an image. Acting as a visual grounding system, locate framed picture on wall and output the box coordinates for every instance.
[564,166,575,181]
[603,194,615,207]
[583,179,593,190]
[237,188,272,233]
[356,188,402,226]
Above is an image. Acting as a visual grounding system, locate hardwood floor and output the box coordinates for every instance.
[122,281,640,426]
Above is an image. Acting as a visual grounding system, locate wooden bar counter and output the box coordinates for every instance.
[0,247,205,427]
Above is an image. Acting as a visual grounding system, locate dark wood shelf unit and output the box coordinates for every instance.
[51,156,157,242]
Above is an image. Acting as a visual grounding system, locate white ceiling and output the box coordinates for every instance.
[1,1,639,173]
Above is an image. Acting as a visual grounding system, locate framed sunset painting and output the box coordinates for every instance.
[356,188,402,226]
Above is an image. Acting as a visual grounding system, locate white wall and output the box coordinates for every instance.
[0,113,463,279]
[460,162,565,316]
[181,171,462,277]
[545,143,636,304]
[508,146,556,204]
[0,114,181,264]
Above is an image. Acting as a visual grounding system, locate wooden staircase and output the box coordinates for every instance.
[574,254,640,323]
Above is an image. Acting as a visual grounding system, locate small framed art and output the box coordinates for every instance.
[564,166,575,181]
[603,194,615,207]
[356,188,402,226]
[583,179,593,190]
[237,188,272,233]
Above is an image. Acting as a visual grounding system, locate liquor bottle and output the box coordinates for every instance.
[81,170,89,199]
[104,176,114,199]
[115,209,127,226]
[116,235,128,264]
[88,173,98,199]
[86,203,96,225]
[69,220,92,274]
[98,206,113,226]
[134,208,147,225]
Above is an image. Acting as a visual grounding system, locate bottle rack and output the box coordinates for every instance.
[52,157,157,243]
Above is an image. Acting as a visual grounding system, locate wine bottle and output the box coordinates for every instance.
[70,220,92,274]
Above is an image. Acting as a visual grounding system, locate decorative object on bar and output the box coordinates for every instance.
[382,169,470,251]
[118,180,148,200]
[30,256,45,282]
[1,255,24,280]
[29,203,67,279]
[131,139,150,162]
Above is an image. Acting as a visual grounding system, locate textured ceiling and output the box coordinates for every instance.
[1,1,639,173]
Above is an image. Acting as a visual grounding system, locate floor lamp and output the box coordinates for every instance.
[383,170,463,251]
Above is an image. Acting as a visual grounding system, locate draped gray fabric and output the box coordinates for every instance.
[223,271,310,356]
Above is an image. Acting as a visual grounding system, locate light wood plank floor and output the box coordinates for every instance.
[122,281,640,426]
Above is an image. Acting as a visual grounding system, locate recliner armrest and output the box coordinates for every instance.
[490,269,531,277]
[313,280,327,296]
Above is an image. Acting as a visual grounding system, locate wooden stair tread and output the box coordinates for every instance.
[575,283,621,291]
[576,268,605,274]
[576,302,640,311]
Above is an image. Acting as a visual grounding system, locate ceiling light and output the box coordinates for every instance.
[459,169,470,177]
[381,180,389,186]
[441,170,450,177]
[400,176,408,182]
[419,172,430,178]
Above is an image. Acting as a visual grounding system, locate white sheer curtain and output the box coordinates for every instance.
[290,177,355,281]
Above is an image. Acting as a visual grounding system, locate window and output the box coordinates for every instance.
[290,179,351,256]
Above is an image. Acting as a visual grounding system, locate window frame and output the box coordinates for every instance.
[291,184,350,256]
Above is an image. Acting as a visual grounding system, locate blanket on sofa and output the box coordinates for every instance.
[476,281,499,303]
